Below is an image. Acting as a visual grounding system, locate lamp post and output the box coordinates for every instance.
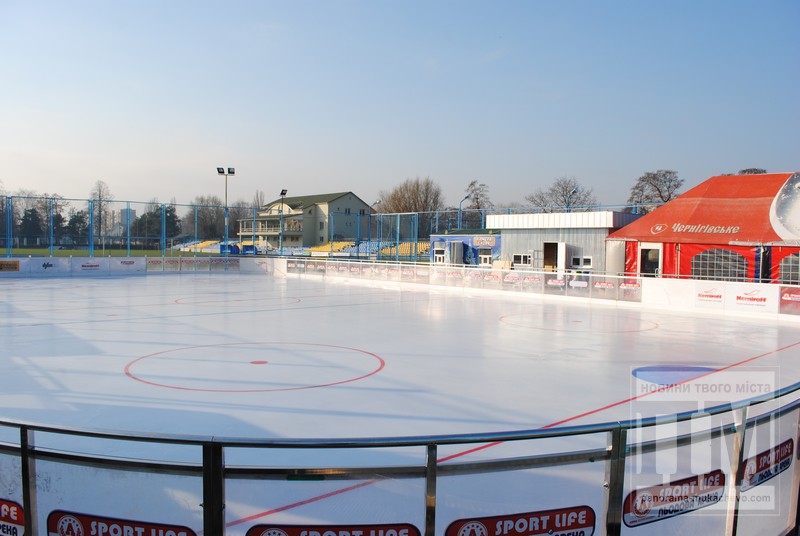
[458,193,471,230]
[279,189,287,255]
[217,167,235,251]
[566,186,578,213]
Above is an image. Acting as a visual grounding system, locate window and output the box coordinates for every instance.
[513,254,532,267]
[780,253,800,284]
[478,248,493,266]
[691,249,748,281]
[571,256,593,268]
[319,222,324,230]
[345,208,351,215]
[434,248,445,264]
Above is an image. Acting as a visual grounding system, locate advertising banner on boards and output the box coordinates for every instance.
[30,257,71,276]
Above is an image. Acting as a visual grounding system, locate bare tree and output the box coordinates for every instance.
[464,180,493,210]
[230,199,253,236]
[252,190,266,208]
[181,195,224,239]
[525,176,597,212]
[11,189,40,224]
[376,177,446,213]
[739,168,767,175]
[626,170,683,214]
[90,180,113,241]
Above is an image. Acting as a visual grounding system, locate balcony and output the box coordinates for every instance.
[238,220,303,236]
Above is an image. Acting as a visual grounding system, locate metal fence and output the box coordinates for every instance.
[2,373,798,535]
[0,196,261,258]
[0,195,657,260]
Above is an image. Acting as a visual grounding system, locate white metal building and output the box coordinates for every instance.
[487,211,641,272]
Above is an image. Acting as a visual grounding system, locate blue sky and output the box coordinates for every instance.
[1,0,797,207]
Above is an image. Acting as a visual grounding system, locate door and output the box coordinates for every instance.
[543,242,567,273]
[639,242,662,277]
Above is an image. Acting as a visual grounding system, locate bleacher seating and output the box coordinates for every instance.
[181,240,219,252]
[307,241,355,253]
[379,241,430,257]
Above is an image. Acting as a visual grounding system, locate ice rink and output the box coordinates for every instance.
[2,272,800,441]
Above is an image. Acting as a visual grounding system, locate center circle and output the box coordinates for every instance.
[124,342,385,392]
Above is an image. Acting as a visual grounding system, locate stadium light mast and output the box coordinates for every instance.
[279,189,287,255]
[217,167,235,249]
[566,186,578,213]
[458,193,471,230]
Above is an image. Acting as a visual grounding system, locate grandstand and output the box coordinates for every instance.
[181,240,220,253]
[378,241,430,258]
[307,241,355,253]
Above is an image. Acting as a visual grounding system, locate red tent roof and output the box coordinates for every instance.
[608,173,800,245]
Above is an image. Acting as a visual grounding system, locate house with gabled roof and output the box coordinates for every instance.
[236,191,373,250]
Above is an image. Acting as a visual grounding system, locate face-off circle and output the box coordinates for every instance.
[124,342,384,392]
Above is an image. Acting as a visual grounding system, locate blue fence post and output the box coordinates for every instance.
[395,214,400,263]
[126,201,131,257]
[88,199,95,258]
[4,197,11,257]
[251,207,257,255]
[48,197,54,257]
[356,212,361,259]
[160,204,167,256]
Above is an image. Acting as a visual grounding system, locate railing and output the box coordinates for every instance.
[1,379,798,535]
[1,261,799,534]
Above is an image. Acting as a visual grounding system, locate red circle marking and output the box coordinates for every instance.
[250,360,269,365]
[124,342,384,393]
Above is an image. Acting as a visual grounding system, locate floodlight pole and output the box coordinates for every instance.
[458,193,471,230]
[566,187,578,213]
[217,167,235,252]
[279,189,287,256]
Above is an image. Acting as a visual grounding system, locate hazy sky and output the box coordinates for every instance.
[1,1,797,208]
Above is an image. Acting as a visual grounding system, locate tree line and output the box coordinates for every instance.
[0,180,272,248]
[375,168,769,216]
[0,168,770,246]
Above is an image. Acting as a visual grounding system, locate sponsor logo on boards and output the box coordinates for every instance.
[697,288,723,301]
[245,524,420,536]
[622,470,725,527]
[445,505,595,536]
[47,510,196,536]
[736,290,768,306]
[0,498,23,535]
[740,438,793,491]
[0,260,20,272]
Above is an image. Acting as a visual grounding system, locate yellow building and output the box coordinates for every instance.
[237,192,373,251]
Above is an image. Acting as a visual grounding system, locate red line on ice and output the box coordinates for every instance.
[226,340,800,528]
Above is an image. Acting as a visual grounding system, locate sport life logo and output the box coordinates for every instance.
[623,470,725,527]
[457,522,488,536]
[740,438,793,492]
[56,515,83,536]
[446,505,595,536]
